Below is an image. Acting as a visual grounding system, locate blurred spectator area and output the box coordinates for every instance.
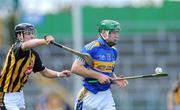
[0,18,3,47]
[35,1,180,41]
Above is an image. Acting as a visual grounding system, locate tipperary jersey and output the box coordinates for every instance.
[0,41,45,92]
[78,37,117,94]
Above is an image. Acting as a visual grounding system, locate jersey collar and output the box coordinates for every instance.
[97,36,109,47]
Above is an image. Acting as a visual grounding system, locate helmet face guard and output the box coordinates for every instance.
[14,23,36,37]
[23,28,36,35]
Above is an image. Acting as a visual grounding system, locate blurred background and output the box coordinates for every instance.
[0,0,180,110]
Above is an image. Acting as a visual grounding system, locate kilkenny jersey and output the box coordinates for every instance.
[78,37,117,94]
[0,41,45,92]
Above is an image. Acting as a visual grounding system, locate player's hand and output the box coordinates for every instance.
[97,74,112,84]
[44,35,54,44]
[113,75,128,88]
[57,70,71,78]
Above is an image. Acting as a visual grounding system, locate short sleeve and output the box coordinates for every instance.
[76,42,96,64]
[33,51,45,73]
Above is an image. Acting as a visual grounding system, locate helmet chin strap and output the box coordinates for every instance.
[101,30,116,47]
[100,30,108,40]
[107,42,116,47]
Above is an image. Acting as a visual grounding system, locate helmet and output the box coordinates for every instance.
[98,20,121,33]
[14,23,35,37]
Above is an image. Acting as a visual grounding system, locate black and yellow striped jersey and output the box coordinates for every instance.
[0,41,45,92]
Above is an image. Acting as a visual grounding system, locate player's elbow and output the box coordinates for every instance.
[21,43,29,50]
[71,59,87,76]
[71,63,78,73]
[39,68,50,78]
[71,61,82,74]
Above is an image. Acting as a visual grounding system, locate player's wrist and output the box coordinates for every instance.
[43,35,49,44]
[56,72,61,77]
[43,39,48,45]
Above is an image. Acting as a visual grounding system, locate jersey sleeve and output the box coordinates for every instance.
[33,51,45,73]
[76,42,96,64]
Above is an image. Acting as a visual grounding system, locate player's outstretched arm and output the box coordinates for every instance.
[21,35,54,50]
[39,68,71,78]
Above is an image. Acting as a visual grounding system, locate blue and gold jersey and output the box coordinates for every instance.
[78,37,118,94]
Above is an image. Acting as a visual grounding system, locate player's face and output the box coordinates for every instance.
[23,29,36,42]
[107,31,119,44]
[23,32,34,41]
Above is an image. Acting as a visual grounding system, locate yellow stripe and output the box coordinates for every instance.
[9,57,25,92]
[94,60,115,66]
[175,88,180,104]
[77,87,88,100]
[95,42,100,46]
[32,54,36,63]
[0,47,13,83]
[20,51,33,87]
[3,52,16,92]
[93,60,115,73]
[22,53,35,83]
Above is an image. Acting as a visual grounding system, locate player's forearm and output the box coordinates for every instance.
[72,67,101,79]
[71,61,101,79]
[40,68,58,78]
[21,39,46,50]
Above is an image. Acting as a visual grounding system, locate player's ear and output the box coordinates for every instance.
[16,33,23,41]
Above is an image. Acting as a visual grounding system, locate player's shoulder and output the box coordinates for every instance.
[12,41,21,49]
[31,49,40,56]
[84,40,100,50]
[111,46,118,55]
[111,46,117,51]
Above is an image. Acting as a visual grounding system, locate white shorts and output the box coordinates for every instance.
[75,88,116,110]
[174,105,180,110]
[3,91,25,110]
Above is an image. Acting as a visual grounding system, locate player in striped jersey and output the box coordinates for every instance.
[71,20,128,110]
[0,23,71,110]
[167,80,180,110]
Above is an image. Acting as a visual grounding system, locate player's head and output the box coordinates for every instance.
[98,20,121,46]
[14,23,36,42]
